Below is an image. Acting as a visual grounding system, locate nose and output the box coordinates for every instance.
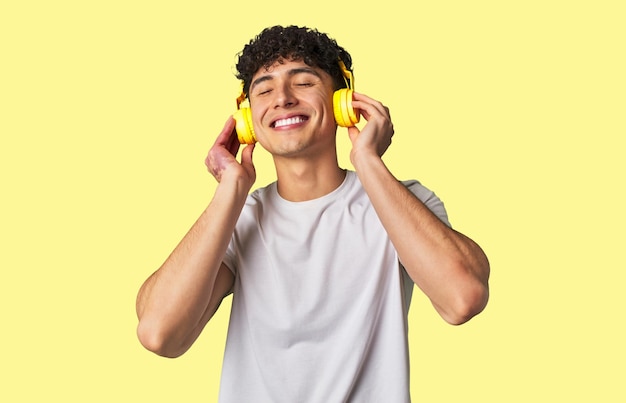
[274,84,297,108]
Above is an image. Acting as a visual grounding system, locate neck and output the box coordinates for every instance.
[273,154,346,202]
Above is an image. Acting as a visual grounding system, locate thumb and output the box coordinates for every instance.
[241,143,255,167]
[347,126,360,144]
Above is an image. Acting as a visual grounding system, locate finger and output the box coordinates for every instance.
[352,92,389,117]
[352,91,386,109]
[225,126,241,157]
[347,125,360,144]
[206,117,238,169]
[351,100,384,122]
[215,116,240,156]
[215,116,237,146]
[240,143,255,168]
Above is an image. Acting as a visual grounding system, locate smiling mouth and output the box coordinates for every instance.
[271,116,308,128]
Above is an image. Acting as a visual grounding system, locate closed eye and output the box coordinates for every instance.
[254,87,273,96]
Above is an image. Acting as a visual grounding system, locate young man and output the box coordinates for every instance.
[136,25,490,402]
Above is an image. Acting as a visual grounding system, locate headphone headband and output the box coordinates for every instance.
[338,59,354,90]
[236,83,246,109]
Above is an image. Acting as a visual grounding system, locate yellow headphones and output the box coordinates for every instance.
[233,60,360,144]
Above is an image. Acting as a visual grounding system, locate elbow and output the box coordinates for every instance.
[447,288,489,325]
[445,253,491,325]
[136,319,186,358]
[440,275,490,326]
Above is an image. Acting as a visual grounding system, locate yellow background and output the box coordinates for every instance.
[1,1,624,401]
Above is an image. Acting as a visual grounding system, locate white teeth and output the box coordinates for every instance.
[273,116,306,128]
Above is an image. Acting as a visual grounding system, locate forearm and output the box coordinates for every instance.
[353,152,490,324]
[136,174,249,356]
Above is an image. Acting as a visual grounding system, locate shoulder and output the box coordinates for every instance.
[246,181,277,206]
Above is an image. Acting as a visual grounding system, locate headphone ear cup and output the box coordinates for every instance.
[233,107,257,144]
[333,88,360,127]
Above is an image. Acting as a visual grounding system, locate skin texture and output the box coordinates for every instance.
[136,58,490,358]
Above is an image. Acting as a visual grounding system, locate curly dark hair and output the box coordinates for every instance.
[235,25,353,96]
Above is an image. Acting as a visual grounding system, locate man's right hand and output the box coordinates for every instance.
[205,116,256,187]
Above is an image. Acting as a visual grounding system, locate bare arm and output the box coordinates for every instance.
[349,93,490,325]
[136,117,255,357]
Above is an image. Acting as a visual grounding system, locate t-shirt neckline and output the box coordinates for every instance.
[270,170,355,210]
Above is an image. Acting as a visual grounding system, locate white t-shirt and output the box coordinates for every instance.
[220,171,449,403]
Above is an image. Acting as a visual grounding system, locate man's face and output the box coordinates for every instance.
[248,58,338,159]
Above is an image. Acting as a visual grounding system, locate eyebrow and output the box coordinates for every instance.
[250,67,322,93]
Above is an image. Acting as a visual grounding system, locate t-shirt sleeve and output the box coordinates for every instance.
[402,179,451,228]
[223,239,237,276]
